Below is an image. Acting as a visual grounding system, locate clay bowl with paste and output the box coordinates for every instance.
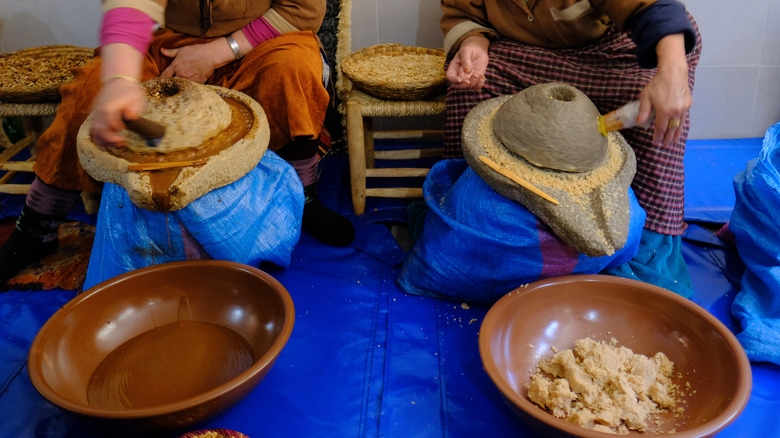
[479,274,751,437]
[28,260,294,436]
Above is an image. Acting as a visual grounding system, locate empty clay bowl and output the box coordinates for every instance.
[479,274,752,438]
[28,260,294,436]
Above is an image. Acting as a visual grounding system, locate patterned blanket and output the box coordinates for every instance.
[0,218,94,291]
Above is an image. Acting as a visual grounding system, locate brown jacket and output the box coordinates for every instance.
[441,0,657,55]
[102,0,325,37]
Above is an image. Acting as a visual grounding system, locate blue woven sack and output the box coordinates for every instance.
[83,150,303,289]
[397,159,645,304]
[730,122,780,365]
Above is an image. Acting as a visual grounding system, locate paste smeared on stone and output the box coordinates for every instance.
[527,337,684,435]
[122,78,233,154]
[77,78,269,212]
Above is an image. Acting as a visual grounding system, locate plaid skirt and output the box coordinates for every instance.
[444,17,703,235]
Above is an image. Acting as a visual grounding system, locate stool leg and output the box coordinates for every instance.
[346,98,367,215]
[364,116,375,169]
[21,116,45,159]
[0,123,12,150]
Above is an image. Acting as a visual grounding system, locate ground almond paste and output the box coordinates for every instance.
[527,337,684,435]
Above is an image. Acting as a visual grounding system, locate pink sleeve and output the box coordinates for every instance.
[242,17,282,47]
[100,7,156,54]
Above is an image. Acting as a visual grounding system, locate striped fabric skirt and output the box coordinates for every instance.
[444,18,703,235]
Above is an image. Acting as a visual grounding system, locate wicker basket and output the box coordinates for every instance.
[341,43,446,101]
[0,45,95,103]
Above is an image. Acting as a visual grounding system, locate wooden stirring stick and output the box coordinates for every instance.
[127,159,208,171]
[478,156,560,205]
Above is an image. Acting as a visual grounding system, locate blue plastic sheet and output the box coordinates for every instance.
[729,122,780,365]
[0,229,398,438]
[385,229,780,438]
[397,159,644,304]
[684,137,763,223]
[2,150,780,438]
[83,150,303,289]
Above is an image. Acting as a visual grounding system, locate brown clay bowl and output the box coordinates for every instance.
[479,274,751,438]
[28,260,294,436]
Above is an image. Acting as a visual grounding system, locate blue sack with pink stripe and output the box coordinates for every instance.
[397,159,645,304]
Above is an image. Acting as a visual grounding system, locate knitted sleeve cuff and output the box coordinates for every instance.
[242,16,282,47]
[100,7,156,54]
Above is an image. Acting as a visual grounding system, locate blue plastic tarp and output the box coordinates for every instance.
[1,148,779,438]
[684,137,762,223]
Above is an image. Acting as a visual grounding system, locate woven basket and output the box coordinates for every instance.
[0,45,95,103]
[341,43,446,101]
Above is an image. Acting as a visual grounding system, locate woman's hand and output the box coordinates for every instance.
[446,35,490,91]
[159,38,233,83]
[638,33,691,145]
[89,76,147,148]
[89,42,145,148]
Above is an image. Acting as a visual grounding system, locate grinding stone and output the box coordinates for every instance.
[493,83,608,172]
[462,92,637,257]
[77,78,270,212]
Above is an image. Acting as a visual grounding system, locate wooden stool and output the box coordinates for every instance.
[0,103,101,214]
[345,89,446,215]
[0,45,99,213]
[0,102,58,196]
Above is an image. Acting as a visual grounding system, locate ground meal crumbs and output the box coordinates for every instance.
[527,337,685,435]
[189,432,231,438]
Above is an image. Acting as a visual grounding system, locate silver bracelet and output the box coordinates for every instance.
[225,34,242,60]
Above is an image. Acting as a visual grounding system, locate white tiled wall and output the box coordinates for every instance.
[2,0,778,140]
[0,0,101,51]
[683,0,780,139]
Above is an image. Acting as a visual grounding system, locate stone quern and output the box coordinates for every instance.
[462,83,637,257]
